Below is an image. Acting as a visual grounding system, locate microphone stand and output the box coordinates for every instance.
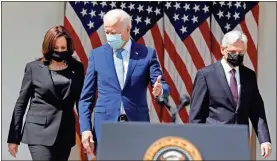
[171,108,178,123]
[171,105,187,123]
[156,96,190,123]
[156,97,165,122]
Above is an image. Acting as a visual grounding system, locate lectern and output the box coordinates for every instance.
[97,122,250,160]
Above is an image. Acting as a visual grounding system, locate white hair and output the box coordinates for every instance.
[221,30,248,48]
[103,9,132,29]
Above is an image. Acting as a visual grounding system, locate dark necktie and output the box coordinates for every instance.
[230,69,238,105]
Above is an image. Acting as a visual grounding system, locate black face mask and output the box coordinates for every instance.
[226,52,244,67]
[51,51,69,62]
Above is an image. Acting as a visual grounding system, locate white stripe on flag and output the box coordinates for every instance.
[245,11,258,48]
[65,3,92,56]
[164,15,197,80]
[147,89,160,123]
[164,50,188,102]
[143,28,166,123]
[97,25,107,44]
[191,27,213,67]
[168,96,184,124]
[157,18,164,41]
[211,15,224,45]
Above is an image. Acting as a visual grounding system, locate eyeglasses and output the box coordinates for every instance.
[225,50,245,55]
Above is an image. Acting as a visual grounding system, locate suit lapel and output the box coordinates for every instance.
[123,42,140,89]
[214,61,236,108]
[39,62,59,99]
[104,44,121,90]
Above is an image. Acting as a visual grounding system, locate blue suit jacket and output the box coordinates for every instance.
[78,42,170,142]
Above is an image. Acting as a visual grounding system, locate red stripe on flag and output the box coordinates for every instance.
[183,36,206,70]
[164,32,193,95]
[90,32,103,49]
[240,21,257,71]
[150,25,188,123]
[147,84,172,122]
[198,21,219,62]
[150,24,164,70]
[138,37,172,123]
[136,37,145,46]
[150,26,179,104]
[199,21,212,52]
[64,17,88,69]
[251,4,259,26]
[211,33,223,61]
[163,69,189,123]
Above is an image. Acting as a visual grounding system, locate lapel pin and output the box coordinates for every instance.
[135,52,138,55]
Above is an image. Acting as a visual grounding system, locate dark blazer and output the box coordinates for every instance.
[7,58,84,147]
[189,60,271,144]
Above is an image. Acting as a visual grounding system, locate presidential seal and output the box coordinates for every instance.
[143,136,202,161]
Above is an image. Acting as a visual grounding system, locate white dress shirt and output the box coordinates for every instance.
[113,39,132,114]
[221,58,241,96]
[113,39,132,83]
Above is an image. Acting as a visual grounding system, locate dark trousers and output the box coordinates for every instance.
[28,144,71,161]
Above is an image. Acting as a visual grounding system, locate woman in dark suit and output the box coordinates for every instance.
[7,26,84,161]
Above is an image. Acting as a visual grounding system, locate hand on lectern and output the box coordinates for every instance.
[82,131,95,154]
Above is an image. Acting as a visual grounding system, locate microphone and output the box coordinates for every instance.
[177,94,190,109]
[156,95,171,110]
[156,94,190,123]
[156,95,171,122]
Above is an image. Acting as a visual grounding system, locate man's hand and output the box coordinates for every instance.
[152,75,163,97]
[82,131,94,154]
[8,143,18,157]
[261,142,272,158]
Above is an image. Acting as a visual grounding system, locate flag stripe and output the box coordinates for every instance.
[240,20,257,71]
[164,32,193,95]
[147,89,160,123]
[65,3,92,57]
[143,28,173,122]
[183,36,206,70]
[199,20,212,57]
[245,12,258,48]
[191,28,212,67]
[251,4,259,26]
[164,51,189,122]
[64,17,88,69]
[89,32,103,49]
[137,37,172,122]
[150,24,165,70]
[164,15,198,80]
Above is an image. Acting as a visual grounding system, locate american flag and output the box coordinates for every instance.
[64,1,259,160]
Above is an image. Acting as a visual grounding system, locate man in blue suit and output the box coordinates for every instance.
[78,9,170,154]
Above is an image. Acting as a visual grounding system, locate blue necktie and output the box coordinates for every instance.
[114,48,124,89]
